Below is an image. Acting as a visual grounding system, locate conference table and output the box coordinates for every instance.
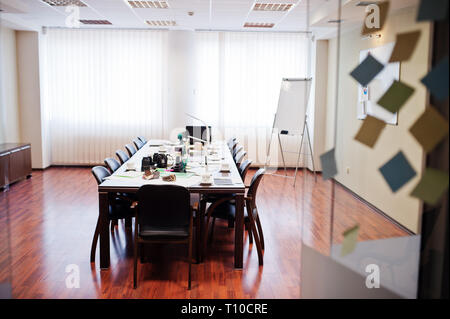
[97,140,246,269]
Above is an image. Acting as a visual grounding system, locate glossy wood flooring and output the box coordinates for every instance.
[0,167,408,298]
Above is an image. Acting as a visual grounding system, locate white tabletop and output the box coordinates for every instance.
[99,140,245,193]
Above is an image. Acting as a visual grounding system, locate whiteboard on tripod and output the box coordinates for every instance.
[274,78,312,135]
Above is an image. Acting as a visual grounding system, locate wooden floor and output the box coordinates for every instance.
[0,167,408,299]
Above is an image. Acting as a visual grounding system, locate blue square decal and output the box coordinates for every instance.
[379,151,417,193]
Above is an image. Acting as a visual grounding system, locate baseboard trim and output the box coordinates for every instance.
[334,180,415,236]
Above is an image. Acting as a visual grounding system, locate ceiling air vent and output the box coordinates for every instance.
[41,0,87,6]
[79,20,112,25]
[128,1,169,9]
[356,1,380,6]
[244,22,275,28]
[146,20,176,27]
[253,3,293,12]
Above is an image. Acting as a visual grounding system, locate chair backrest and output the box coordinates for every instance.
[234,150,246,166]
[137,185,191,231]
[227,138,237,149]
[138,136,147,144]
[125,144,137,157]
[104,157,121,173]
[116,149,129,165]
[238,159,253,180]
[92,166,111,185]
[133,138,144,150]
[247,168,265,206]
[233,145,243,158]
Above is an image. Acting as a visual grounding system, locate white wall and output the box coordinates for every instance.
[16,31,49,169]
[311,40,329,171]
[0,25,20,144]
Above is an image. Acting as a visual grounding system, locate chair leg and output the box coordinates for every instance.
[247,222,253,244]
[195,213,201,263]
[90,218,100,262]
[246,205,263,265]
[125,217,132,228]
[111,219,117,232]
[255,213,265,250]
[209,217,216,243]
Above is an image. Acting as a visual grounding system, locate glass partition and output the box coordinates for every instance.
[300,0,447,299]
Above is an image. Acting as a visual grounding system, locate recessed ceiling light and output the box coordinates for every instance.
[128,1,169,9]
[253,3,293,12]
[146,20,176,27]
[79,20,112,25]
[244,22,275,28]
[41,0,87,6]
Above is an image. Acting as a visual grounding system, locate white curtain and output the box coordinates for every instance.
[44,29,309,165]
[195,32,310,165]
[43,29,167,164]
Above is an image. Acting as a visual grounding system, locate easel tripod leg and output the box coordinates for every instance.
[305,123,317,182]
[277,133,287,176]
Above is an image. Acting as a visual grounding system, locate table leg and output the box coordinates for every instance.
[234,194,244,268]
[99,191,110,269]
[198,197,206,263]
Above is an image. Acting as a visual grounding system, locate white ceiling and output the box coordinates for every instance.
[0,0,418,38]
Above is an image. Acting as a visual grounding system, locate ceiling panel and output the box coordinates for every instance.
[0,0,419,36]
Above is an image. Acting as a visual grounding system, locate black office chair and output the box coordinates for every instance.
[233,145,243,158]
[238,159,253,181]
[234,150,247,169]
[125,144,137,157]
[104,157,121,173]
[133,138,144,150]
[200,159,253,237]
[133,185,197,290]
[203,168,266,265]
[116,149,130,165]
[228,138,237,150]
[90,166,135,263]
[138,136,147,144]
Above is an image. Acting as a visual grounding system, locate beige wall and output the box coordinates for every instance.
[0,25,20,144]
[326,6,431,233]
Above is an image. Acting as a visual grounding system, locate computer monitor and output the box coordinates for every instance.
[185,126,211,145]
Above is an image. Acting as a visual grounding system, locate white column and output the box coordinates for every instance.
[165,30,197,139]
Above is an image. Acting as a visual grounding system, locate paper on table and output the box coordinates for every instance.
[105,171,143,179]
[389,30,421,63]
[320,148,338,181]
[341,225,360,257]
[409,106,449,153]
[417,0,449,21]
[361,1,390,35]
[411,168,449,205]
[421,57,449,101]
[354,115,386,148]
[350,55,385,87]
[377,80,415,113]
[379,151,417,193]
